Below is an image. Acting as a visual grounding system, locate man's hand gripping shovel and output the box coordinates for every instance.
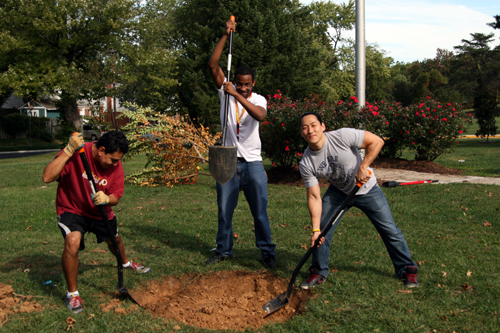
[262,171,372,316]
[76,137,142,306]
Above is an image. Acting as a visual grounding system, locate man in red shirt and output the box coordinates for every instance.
[42,131,150,314]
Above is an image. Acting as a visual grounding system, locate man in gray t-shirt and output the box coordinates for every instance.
[298,112,419,290]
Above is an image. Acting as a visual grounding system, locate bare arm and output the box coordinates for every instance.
[208,19,236,89]
[356,131,384,184]
[306,184,325,247]
[42,152,71,183]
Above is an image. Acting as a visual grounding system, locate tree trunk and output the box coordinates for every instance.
[58,91,82,130]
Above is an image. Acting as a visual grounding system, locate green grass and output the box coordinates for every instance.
[0,151,498,332]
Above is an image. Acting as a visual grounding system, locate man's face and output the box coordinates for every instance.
[97,147,124,169]
[234,74,255,98]
[300,114,326,145]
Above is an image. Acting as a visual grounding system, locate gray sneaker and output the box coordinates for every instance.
[65,294,84,314]
[300,268,327,290]
[206,253,230,265]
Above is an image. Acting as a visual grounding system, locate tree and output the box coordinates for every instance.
[454,32,500,139]
[0,0,141,129]
[172,0,328,127]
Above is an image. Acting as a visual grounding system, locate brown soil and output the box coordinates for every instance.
[267,158,463,187]
[126,270,311,331]
[0,283,44,327]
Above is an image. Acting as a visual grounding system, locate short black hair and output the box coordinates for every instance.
[300,112,323,126]
[96,131,129,155]
[234,66,255,81]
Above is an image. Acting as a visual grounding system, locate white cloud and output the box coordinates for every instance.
[300,0,500,63]
[365,0,499,62]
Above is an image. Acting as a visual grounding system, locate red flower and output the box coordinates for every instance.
[337,100,343,105]
[374,106,379,111]
[372,111,379,116]
[285,146,289,151]
[412,142,416,144]
[272,163,276,166]
[442,118,447,121]
[263,121,268,125]
[426,96,430,99]
[459,130,463,134]
[385,121,389,125]
[281,123,285,126]
[296,152,303,156]
[430,130,434,133]
[422,114,426,117]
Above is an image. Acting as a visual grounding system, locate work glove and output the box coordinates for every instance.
[91,191,109,206]
[63,133,85,157]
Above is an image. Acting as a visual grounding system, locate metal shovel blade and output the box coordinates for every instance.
[209,145,237,184]
[262,291,289,316]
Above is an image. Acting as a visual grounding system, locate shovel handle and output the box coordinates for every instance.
[222,16,235,147]
[78,140,126,291]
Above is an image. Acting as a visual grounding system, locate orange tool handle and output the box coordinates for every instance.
[356,169,372,188]
[70,132,86,154]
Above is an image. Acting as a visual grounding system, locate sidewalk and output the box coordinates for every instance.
[373,168,500,186]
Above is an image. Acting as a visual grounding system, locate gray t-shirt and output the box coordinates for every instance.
[299,128,377,195]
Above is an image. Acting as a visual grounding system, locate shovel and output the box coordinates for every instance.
[262,173,370,316]
[209,15,238,185]
[382,179,438,188]
[78,145,141,305]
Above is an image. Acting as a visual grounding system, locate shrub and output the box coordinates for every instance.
[260,93,474,166]
[1,113,30,138]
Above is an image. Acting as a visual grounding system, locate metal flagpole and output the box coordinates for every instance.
[355,0,366,108]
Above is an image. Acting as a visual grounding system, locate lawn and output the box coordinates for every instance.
[0,144,498,332]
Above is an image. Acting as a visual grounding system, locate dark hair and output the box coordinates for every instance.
[300,112,323,125]
[96,131,129,155]
[234,66,255,81]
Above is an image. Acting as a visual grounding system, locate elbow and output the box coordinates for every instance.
[42,175,52,184]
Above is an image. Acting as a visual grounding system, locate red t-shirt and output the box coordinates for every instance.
[55,142,124,220]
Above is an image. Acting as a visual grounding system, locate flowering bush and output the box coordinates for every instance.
[260,93,361,168]
[261,92,473,167]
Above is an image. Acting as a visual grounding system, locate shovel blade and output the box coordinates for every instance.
[262,291,289,316]
[209,145,237,184]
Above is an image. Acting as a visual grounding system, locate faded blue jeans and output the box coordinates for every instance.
[311,184,417,278]
[215,159,276,259]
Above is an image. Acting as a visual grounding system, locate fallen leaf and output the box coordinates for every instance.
[88,314,95,320]
[66,317,76,331]
[233,233,239,238]
[173,324,181,330]
[136,207,143,210]
[300,244,308,250]
[483,221,491,226]
[442,271,448,277]
[467,270,472,277]
[324,300,329,304]
[397,290,412,293]
[280,224,288,228]
[25,226,32,231]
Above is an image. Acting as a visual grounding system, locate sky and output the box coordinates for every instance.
[300,0,500,63]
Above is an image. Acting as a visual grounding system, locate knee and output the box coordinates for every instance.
[64,233,81,256]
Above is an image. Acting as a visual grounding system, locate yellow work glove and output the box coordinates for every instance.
[63,132,85,157]
[91,191,109,206]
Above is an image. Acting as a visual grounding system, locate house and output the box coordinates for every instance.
[18,100,59,118]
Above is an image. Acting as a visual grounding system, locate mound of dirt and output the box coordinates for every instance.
[0,284,44,327]
[128,270,311,331]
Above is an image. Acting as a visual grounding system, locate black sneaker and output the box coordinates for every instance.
[263,255,277,269]
[300,268,327,290]
[206,253,230,265]
[402,266,420,288]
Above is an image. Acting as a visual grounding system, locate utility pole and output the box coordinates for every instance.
[355,0,366,108]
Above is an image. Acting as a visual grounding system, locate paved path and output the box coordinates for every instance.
[373,168,500,186]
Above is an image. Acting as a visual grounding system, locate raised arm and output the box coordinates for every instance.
[42,133,84,183]
[208,18,236,89]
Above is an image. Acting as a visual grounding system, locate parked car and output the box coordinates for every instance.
[83,124,106,140]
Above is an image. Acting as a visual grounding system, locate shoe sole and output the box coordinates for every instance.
[134,267,151,273]
[67,307,84,314]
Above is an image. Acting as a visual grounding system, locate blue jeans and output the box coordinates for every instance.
[311,184,416,278]
[215,159,275,259]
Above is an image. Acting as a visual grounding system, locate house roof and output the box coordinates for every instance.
[18,100,57,110]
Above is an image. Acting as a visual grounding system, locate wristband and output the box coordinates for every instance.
[312,229,321,232]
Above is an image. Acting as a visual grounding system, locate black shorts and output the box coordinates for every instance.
[57,212,119,251]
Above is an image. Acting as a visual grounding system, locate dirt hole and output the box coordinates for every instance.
[128,270,312,331]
